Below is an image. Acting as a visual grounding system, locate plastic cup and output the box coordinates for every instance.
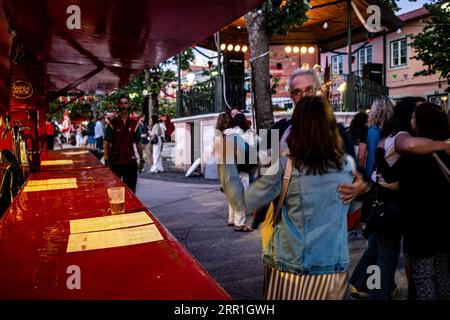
[107,187,125,214]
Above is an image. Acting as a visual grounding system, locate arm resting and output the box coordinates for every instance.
[395,133,449,154]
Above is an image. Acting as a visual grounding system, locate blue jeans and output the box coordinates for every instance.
[349,231,401,300]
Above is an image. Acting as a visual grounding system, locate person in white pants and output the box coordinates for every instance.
[150,114,164,173]
[228,172,249,229]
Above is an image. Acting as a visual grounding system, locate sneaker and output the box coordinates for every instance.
[234,225,253,232]
[391,285,401,298]
[349,286,369,300]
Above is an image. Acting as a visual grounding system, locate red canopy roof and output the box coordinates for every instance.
[4,0,264,96]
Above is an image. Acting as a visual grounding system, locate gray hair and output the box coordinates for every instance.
[289,68,323,92]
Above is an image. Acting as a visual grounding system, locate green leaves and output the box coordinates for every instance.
[410,0,450,92]
[266,0,309,37]
[102,48,195,113]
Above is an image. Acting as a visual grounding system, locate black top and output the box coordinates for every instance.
[87,122,95,136]
[376,148,450,257]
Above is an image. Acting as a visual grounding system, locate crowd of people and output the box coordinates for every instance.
[38,68,449,301]
[44,112,107,151]
[216,68,450,300]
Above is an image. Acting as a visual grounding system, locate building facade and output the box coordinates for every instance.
[320,7,449,111]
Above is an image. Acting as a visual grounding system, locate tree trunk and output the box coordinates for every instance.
[245,7,274,130]
[150,92,159,116]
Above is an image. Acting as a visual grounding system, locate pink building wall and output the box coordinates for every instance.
[319,9,448,107]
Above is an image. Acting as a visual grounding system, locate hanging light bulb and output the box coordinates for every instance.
[300,46,307,54]
[220,43,226,51]
[242,45,248,53]
[186,73,196,84]
[285,46,292,53]
[323,22,328,29]
[293,46,299,54]
[308,47,315,54]
[234,45,241,52]
[227,44,234,51]
[396,28,402,34]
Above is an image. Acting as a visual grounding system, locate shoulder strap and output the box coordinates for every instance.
[432,153,450,183]
[272,157,293,226]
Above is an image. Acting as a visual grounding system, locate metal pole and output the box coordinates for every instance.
[346,0,355,111]
[215,32,223,112]
[217,32,222,79]
[383,30,387,87]
[176,54,182,117]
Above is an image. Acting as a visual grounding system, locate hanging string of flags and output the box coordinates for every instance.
[56,96,99,104]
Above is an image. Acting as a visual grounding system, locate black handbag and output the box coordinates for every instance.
[150,135,158,145]
[363,174,401,238]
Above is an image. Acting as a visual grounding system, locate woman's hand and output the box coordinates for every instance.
[444,139,450,155]
[337,171,369,204]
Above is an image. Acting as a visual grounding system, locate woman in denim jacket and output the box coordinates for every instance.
[219,96,355,300]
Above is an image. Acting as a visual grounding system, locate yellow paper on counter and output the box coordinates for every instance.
[66,224,164,253]
[70,211,153,234]
[62,150,90,156]
[24,182,78,192]
[27,178,77,186]
[41,160,74,166]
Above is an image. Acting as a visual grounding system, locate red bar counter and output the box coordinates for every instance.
[0,160,230,299]
[39,149,105,172]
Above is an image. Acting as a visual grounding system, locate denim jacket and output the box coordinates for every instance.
[219,155,355,275]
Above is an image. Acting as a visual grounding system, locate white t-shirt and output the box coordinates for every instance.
[371,131,408,189]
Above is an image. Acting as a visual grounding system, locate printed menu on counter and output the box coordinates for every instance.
[70,211,153,234]
[41,160,74,166]
[67,224,164,253]
[23,178,78,192]
[62,150,90,156]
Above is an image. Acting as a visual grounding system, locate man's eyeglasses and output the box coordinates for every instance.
[292,86,317,97]
[119,101,129,105]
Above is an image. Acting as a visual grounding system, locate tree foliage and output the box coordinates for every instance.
[102,71,147,113]
[266,0,309,36]
[148,48,194,95]
[103,48,194,114]
[49,96,99,122]
[410,0,450,91]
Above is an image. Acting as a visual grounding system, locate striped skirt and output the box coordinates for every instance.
[263,265,348,300]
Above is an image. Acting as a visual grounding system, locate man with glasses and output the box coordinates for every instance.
[273,69,322,156]
[269,69,367,206]
[103,95,145,193]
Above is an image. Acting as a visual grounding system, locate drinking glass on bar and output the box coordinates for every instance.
[107,187,125,215]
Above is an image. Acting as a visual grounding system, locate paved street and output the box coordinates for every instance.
[136,171,409,300]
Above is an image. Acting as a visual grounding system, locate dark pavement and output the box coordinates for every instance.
[135,173,408,300]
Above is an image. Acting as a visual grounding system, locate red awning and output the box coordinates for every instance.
[4,0,264,97]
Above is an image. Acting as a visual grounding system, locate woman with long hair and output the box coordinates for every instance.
[139,113,152,171]
[350,97,450,300]
[375,103,450,300]
[219,96,356,299]
[149,114,164,173]
[348,111,368,170]
[363,98,394,178]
